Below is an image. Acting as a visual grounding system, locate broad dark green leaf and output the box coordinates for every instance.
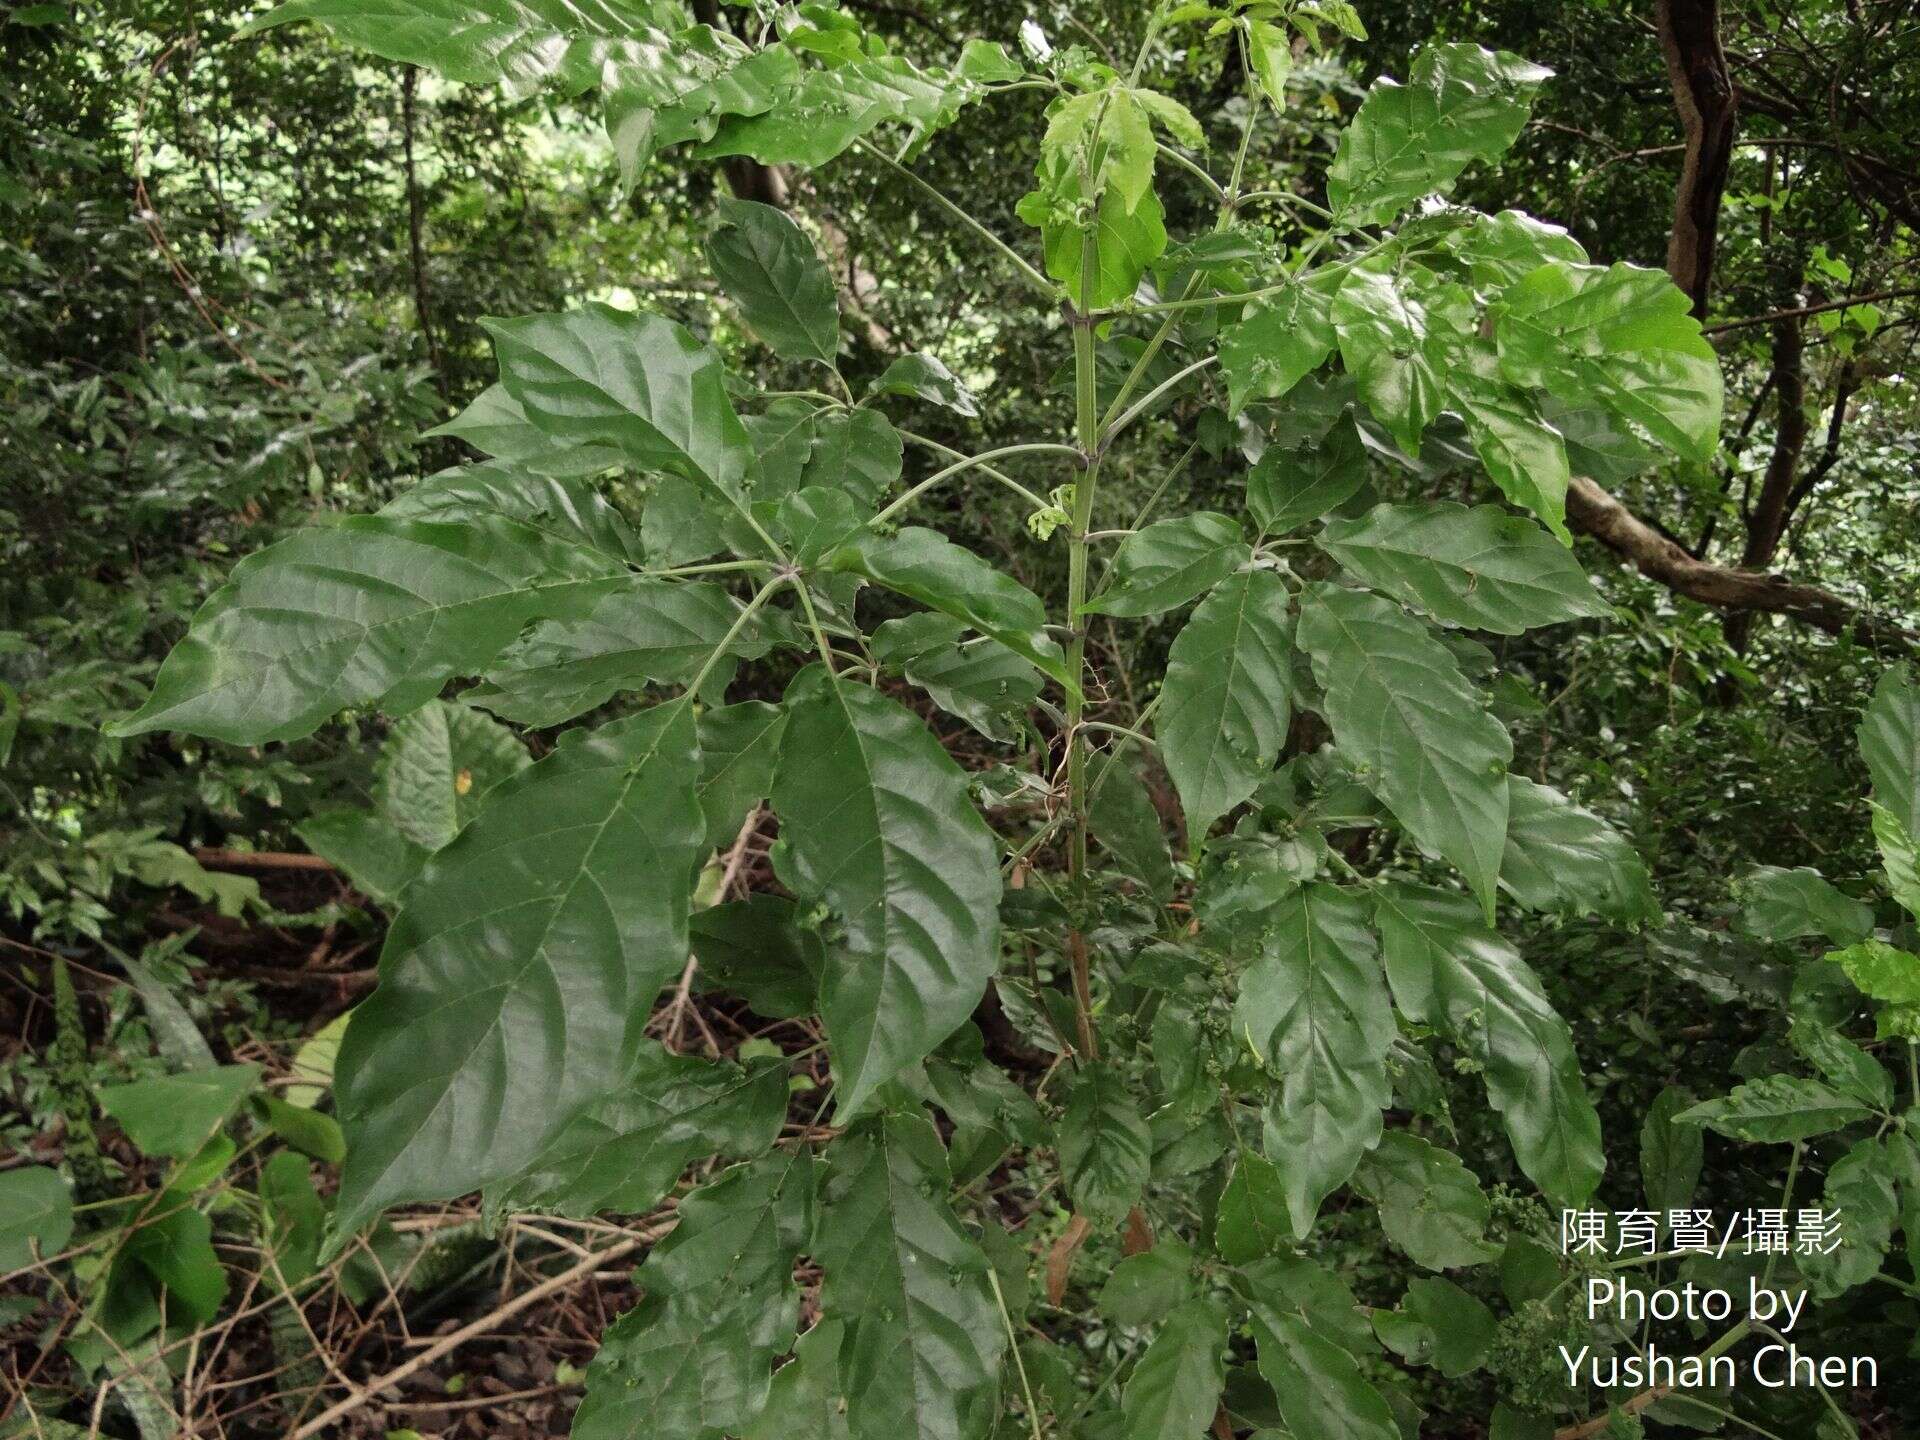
[1499,777,1659,925]
[1800,1135,1897,1298]
[1374,1277,1495,1377]
[111,515,625,744]
[773,668,1001,1116]
[1790,1019,1893,1110]
[575,1150,815,1439]
[745,399,822,501]
[98,1064,260,1160]
[869,353,981,417]
[697,701,788,840]
[1246,420,1367,535]
[1219,269,1341,414]
[1122,1296,1229,1440]
[424,386,626,477]
[384,461,640,556]
[1058,1061,1153,1226]
[1330,257,1458,456]
[1872,803,1920,921]
[1216,1152,1292,1263]
[295,809,426,908]
[259,1095,347,1164]
[1158,569,1296,839]
[1376,883,1603,1204]
[1298,585,1511,916]
[690,895,823,1019]
[1676,1074,1876,1143]
[1441,339,1574,542]
[1353,1132,1498,1270]
[815,1115,1004,1440]
[804,409,904,507]
[331,704,705,1239]
[1860,663,1920,840]
[1316,502,1610,634]
[1248,1302,1398,1440]
[742,1318,848,1440]
[492,1041,786,1217]
[828,527,1071,687]
[1235,884,1393,1233]
[485,302,753,499]
[706,197,839,364]
[1237,1255,1378,1361]
[126,1197,225,1325]
[0,1167,73,1271]
[1099,1241,1196,1327]
[373,699,528,851]
[471,579,772,727]
[602,29,800,186]
[1082,513,1250,617]
[1640,1086,1702,1215]
[872,614,1041,744]
[1328,43,1550,225]
[1738,865,1876,947]
[1495,260,1723,463]
[700,54,951,168]
[1090,751,1175,903]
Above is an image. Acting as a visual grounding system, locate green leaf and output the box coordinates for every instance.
[1297,584,1511,916]
[1022,170,1167,310]
[1872,802,1920,920]
[296,809,426,908]
[1082,513,1250,617]
[1375,883,1602,1204]
[1442,338,1574,541]
[699,54,951,168]
[1676,1074,1876,1142]
[1058,1061,1153,1226]
[1830,938,1920,1004]
[1738,866,1876,946]
[98,1064,259,1160]
[1498,777,1659,925]
[1330,257,1457,456]
[485,302,753,499]
[872,614,1041,744]
[1789,1019,1893,1110]
[423,389,624,478]
[1441,209,1588,290]
[801,408,904,507]
[574,1151,815,1439]
[0,1167,73,1271]
[603,30,801,186]
[111,949,216,1072]
[331,704,705,1239]
[1216,1152,1293,1263]
[1245,19,1292,108]
[1219,271,1340,414]
[1374,1277,1495,1376]
[1352,1132,1498,1270]
[1090,751,1175,903]
[1328,43,1550,225]
[471,580,773,728]
[1158,569,1296,839]
[385,462,640,557]
[1235,884,1393,1233]
[1640,1086,1702,1214]
[110,514,624,744]
[260,1151,326,1287]
[773,668,1001,1116]
[259,1095,347,1165]
[742,1318,849,1440]
[705,197,839,364]
[1247,1301,1398,1440]
[1099,1241,1196,1327]
[827,527,1072,688]
[1861,664,1920,839]
[814,1115,1004,1440]
[1800,1135,1898,1298]
[1495,260,1723,463]
[1317,502,1609,634]
[125,1197,225,1325]
[373,700,528,851]
[869,353,980,417]
[697,701,788,840]
[491,1041,787,1217]
[1246,420,1367,535]
[1122,1296,1229,1440]
[690,895,822,1018]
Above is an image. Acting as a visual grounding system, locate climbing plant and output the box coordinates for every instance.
[99,1,1748,1434]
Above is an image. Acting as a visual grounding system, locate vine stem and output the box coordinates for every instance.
[853,137,1058,300]
[870,442,1078,526]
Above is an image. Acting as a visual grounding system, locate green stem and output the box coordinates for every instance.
[685,578,783,699]
[787,577,840,682]
[854,138,1057,301]
[870,443,1081,528]
[1100,354,1218,448]
[1156,142,1225,201]
[642,558,774,579]
[988,1270,1045,1440]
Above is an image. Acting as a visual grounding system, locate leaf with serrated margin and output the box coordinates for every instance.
[1246,1298,1399,1440]
[1495,259,1723,463]
[110,514,624,744]
[1352,1131,1498,1270]
[1331,257,1458,457]
[1676,1074,1876,1142]
[1499,776,1658,924]
[485,302,753,500]
[329,703,705,1240]
[1123,1296,1229,1440]
[1058,1061,1153,1226]
[575,1150,815,1440]
[1298,584,1511,916]
[384,462,641,560]
[828,527,1072,688]
[1328,43,1550,226]
[815,1114,1004,1440]
[773,667,1001,1117]
[1247,418,1367,535]
[1158,569,1295,840]
[1317,502,1610,634]
[1219,268,1342,414]
[490,1041,786,1217]
[1235,883,1393,1233]
[1376,882,1603,1204]
[374,700,528,851]
[470,579,773,728]
[1083,513,1250,618]
[706,197,839,363]
[1738,865,1875,946]
[1216,1152,1292,1262]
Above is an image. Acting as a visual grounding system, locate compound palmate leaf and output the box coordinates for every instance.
[815,1114,1004,1440]
[111,513,624,745]
[329,703,706,1239]
[772,667,1002,1117]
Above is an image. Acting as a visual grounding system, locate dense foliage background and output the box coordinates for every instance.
[4,1,1918,1436]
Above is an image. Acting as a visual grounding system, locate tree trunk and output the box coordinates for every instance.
[1657,0,1738,317]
